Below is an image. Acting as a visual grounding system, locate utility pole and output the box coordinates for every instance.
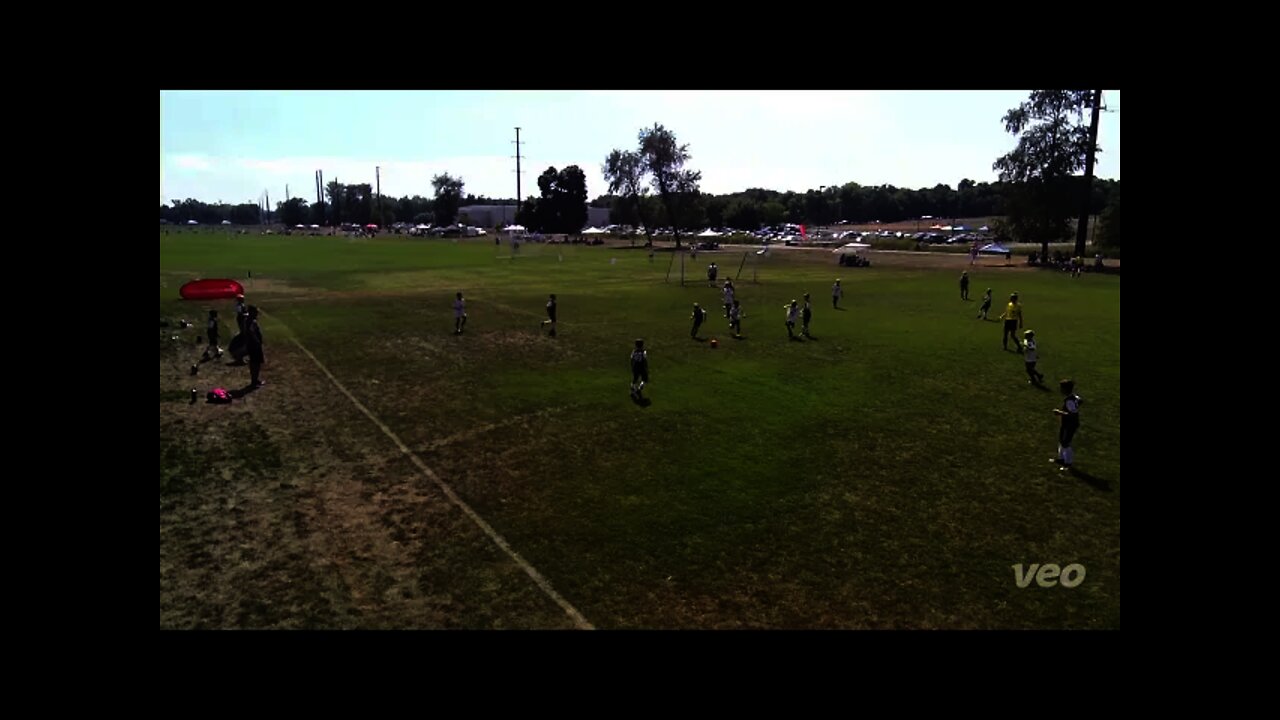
[1075,89,1103,258]
[319,170,325,225]
[512,127,526,224]
[265,190,270,224]
[376,166,382,227]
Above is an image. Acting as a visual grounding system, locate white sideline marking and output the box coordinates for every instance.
[283,330,594,630]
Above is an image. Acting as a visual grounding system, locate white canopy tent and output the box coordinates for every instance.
[697,229,721,237]
[582,227,607,235]
[832,242,872,253]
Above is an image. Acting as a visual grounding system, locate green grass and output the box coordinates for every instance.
[160,232,1120,629]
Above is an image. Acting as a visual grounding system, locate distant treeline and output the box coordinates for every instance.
[161,177,1118,234]
[159,190,521,228]
[596,178,1117,231]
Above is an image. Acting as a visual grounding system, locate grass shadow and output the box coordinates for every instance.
[1064,467,1112,492]
[631,394,652,408]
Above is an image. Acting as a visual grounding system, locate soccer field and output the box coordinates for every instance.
[159,232,1121,629]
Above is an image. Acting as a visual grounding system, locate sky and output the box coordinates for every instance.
[160,90,1120,207]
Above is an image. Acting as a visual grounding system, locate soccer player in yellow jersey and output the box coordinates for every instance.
[999,292,1023,352]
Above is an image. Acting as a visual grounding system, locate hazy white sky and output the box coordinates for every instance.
[160,90,1120,206]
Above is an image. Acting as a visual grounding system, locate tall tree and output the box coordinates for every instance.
[603,148,653,245]
[309,201,328,226]
[527,165,590,234]
[638,124,701,248]
[325,181,344,225]
[676,187,706,230]
[1096,185,1120,249]
[557,165,589,233]
[993,90,1103,259]
[432,173,465,226]
[342,183,373,225]
[1073,89,1104,257]
[277,197,310,227]
[533,167,559,232]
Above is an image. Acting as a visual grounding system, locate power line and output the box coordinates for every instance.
[513,127,527,204]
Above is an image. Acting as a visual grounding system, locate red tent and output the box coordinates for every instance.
[180,279,245,301]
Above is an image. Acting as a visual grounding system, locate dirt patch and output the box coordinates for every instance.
[160,331,581,629]
[477,330,545,351]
